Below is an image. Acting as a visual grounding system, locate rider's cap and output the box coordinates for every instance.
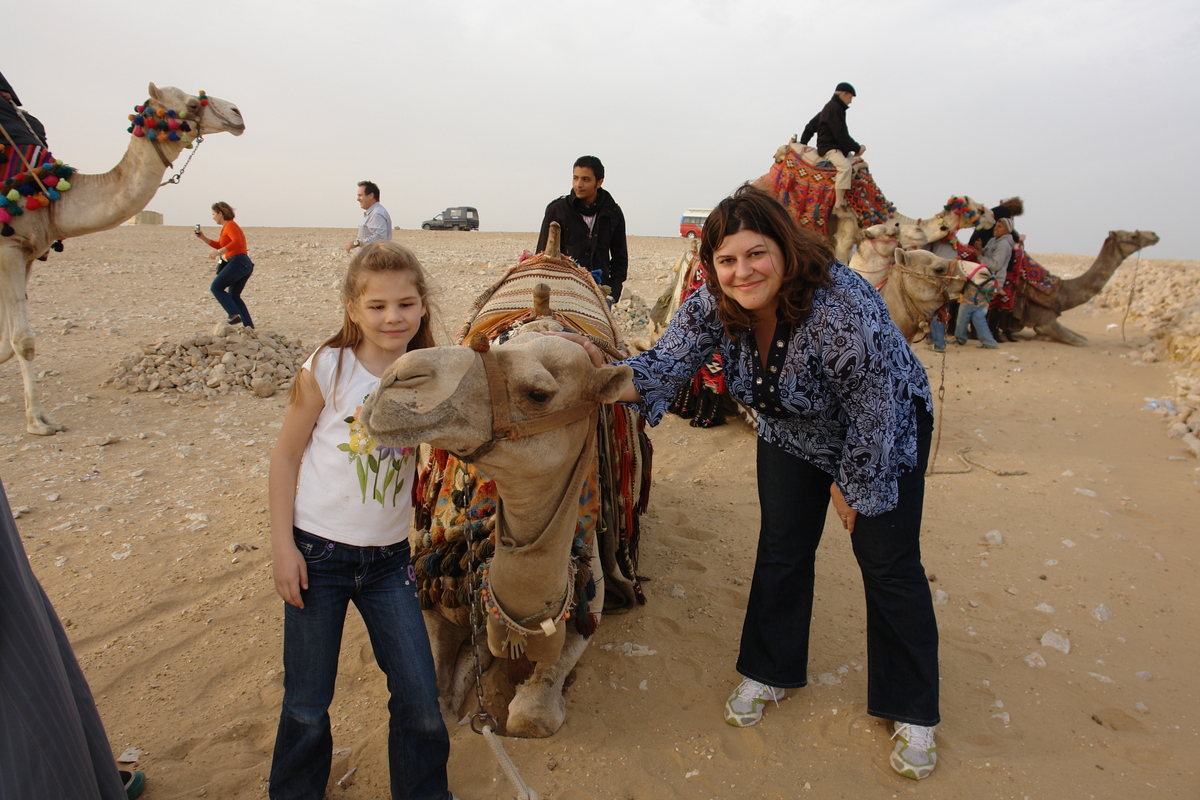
[835,82,856,96]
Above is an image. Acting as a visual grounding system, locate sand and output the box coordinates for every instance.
[4,226,1197,799]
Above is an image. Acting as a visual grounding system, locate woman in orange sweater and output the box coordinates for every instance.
[194,201,255,327]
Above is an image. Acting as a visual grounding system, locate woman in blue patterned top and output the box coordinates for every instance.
[556,184,940,779]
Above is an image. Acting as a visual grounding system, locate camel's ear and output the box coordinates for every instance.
[148,82,162,101]
[893,247,906,266]
[589,363,633,404]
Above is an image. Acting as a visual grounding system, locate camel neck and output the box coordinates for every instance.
[54,137,182,239]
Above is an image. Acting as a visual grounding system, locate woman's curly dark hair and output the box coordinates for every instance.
[699,184,833,336]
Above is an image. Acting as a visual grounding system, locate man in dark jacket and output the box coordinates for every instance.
[536,155,629,303]
[0,70,50,182]
[800,82,863,217]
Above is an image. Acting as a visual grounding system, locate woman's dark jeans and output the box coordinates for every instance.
[211,253,254,327]
[269,529,451,800]
[736,408,940,726]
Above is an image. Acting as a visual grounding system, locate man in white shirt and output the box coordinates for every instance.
[344,180,393,253]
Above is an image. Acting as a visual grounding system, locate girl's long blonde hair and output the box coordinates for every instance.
[289,242,436,403]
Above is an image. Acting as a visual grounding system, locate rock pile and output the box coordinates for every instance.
[107,325,310,399]
[1092,261,1200,457]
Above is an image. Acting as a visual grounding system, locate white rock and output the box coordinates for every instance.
[1133,702,1149,714]
[1062,539,1076,548]
[1074,487,1098,498]
[991,711,1011,725]
[1061,469,1075,477]
[116,746,143,763]
[1041,632,1070,654]
[1023,652,1047,668]
[1135,671,1152,681]
[1089,672,1116,684]
[932,589,949,606]
[983,529,1004,546]
[816,672,840,685]
[1035,603,1055,614]
[1090,604,1114,621]
[55,556,68,567]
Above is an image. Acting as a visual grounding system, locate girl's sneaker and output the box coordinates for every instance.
[723,678,785,727]
[890,722,937,779]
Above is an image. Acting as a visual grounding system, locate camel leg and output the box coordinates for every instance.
[424,609,474,727]
[1034,318,1089,347]
[832,217,861,264]
[505,630,589,738]
[0,254,61,435]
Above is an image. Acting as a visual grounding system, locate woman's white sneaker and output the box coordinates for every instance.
[890,722,937,779]
[723,679,785,727]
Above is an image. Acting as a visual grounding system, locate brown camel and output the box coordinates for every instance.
[1,83,244,434]
[361,226,649,738]
[1010,230,1159,346]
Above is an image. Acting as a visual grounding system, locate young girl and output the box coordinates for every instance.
[268,242,454,800]
[194,201,255,327]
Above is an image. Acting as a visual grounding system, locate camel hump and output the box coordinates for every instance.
[545,222,562,259]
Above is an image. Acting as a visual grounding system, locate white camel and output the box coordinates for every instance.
[0,83,244,434]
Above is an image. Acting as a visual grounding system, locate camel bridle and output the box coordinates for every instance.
[886,257,974,340]
[456,340,599,463]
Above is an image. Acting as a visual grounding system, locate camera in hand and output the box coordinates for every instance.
[194,224,201,234]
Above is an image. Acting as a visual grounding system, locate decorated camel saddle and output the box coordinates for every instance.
[411,241,651,661]
[758,141,896,236]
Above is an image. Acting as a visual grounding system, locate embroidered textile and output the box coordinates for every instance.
[764,152,896,236]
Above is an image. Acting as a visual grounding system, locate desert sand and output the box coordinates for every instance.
[3,226,1197,799]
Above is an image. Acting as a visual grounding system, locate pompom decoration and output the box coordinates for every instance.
[7,190,20,202]
[146,129,158,140]
[167,109,176,117]
[57,180,70,191]
[43,175,58,188]
[47,189,60,201]
[168,119,181,130]
[25,197,40,210]
[17,184,35,196]
[1,223,13,237]
[0,210,10,223]
[133,126,145,137]
[167,132,179,142]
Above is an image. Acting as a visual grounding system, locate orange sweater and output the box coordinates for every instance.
[208,220,247,256]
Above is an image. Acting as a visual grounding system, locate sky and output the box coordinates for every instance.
[11,0,1199,259]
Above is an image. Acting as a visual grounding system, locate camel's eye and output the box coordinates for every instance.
[187,98,201,112]
[527,390,550,404]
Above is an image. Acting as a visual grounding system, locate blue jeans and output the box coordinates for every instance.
[955,302,997,348]
[736,408,940,726]
[928,318,946,350]
[211,253,255,327]
[269,529,450,800]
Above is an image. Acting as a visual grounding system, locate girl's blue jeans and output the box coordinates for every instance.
[268,529,451,800]
[211,253,255,327]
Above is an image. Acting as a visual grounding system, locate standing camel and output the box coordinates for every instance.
[0,83,244,434]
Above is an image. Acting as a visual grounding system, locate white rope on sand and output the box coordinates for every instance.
[482,725,539,800]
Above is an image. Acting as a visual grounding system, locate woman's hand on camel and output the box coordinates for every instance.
[273,545,309,608]
[209,249,221,260]
[542,331,606,368]
[830,483,858,534]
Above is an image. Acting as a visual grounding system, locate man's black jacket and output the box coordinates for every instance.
[800,93,860,157]
[536,187,628,302]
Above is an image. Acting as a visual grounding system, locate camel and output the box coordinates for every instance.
[1008,230,1159,346]
[1,83,244,434]
[361,226,650,738]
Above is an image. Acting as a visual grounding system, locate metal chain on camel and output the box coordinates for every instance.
[926,347,1028,477]
[463,522,540,800]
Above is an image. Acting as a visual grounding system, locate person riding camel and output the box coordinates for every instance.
[800,82,864,219]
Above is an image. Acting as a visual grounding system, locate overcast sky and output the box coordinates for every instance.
[12,0,1198,258]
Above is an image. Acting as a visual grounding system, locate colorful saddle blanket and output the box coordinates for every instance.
[0,146,74,224]
[1010,246,1059,309]
[762,150,896,236]
[413,253,651,635]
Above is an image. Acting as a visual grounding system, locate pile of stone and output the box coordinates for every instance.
[108,325,309,399]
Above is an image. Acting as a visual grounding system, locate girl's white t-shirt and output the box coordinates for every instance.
[292,347,415,547]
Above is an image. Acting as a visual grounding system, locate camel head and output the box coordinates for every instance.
[864,220,928,250]
[893,248,967,299]
[1110,229,1160,256]
[918,196,994,243]
[146,83,245,137]
[361,333,631,485]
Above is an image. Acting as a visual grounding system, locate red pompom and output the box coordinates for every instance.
[25,197,39,210]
